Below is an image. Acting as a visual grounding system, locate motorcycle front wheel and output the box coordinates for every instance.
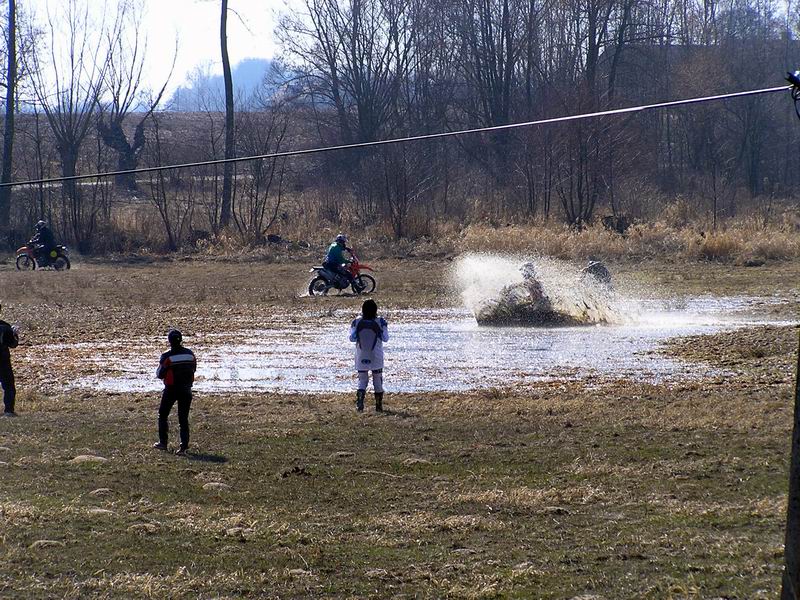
[308,276,330,296]
[356,274,376,294]
[15,254,35,271]
[53,254,71,271]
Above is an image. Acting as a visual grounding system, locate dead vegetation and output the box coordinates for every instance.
[459,213,800,264]
[0,257,797,598]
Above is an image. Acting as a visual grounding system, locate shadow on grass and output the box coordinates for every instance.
[377,409,416,419]
[187,452,228,464]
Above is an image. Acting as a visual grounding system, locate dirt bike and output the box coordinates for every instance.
[15,242,71,271]
[308,250,376,296]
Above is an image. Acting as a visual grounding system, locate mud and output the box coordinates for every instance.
[67,295,791,394]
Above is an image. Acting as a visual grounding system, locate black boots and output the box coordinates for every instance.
[356,390,384,412]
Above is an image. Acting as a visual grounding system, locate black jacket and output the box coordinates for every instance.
[0,320,19,364]
[157,346,196,388]
[32,226,55,249]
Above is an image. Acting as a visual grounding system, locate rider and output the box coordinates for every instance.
[518,261,546,301]
[323,234,363,292]
[31,221,56,265]
[581,257,612,286]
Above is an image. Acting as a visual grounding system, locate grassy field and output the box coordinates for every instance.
[0,254,798,598]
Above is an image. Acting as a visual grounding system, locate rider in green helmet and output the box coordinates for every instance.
[323,234,363,292]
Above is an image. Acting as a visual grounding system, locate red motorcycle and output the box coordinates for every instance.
[308,250,376,296]
[15,242,71,271]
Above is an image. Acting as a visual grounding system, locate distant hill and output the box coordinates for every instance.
[168,58,273,111]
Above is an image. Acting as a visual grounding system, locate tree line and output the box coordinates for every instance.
[0,0,799,252]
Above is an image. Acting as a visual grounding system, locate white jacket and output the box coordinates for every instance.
[349,317,389,371]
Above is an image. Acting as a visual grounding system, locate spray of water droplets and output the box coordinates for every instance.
[450,253,627,326]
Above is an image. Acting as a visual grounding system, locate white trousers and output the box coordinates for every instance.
[357,370,383,393]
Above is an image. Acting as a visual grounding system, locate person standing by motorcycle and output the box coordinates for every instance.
[153,329,197,455]
[349,299,389,412]
[30,221,56,266]
[324,234,364,293]
[0,304,19,416]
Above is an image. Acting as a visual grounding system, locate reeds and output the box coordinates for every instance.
[26,188,799,264]
[457,213,800,263]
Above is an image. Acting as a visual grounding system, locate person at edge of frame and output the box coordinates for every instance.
[0,304,19,416]
[349,299,389,412]
[153,329,197,455]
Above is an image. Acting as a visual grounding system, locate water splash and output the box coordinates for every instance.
[451,253,624,326]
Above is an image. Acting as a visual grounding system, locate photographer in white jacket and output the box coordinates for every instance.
[349,299,389,412]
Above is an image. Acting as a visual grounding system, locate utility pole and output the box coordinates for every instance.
[782,330,800,599]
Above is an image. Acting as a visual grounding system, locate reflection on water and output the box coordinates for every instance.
[71,295,790,394]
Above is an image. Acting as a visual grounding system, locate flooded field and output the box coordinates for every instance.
[1,257,797,599]
[70,294,791,394]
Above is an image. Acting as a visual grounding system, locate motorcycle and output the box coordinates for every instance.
[15,242,71,271]
[308,250,376,296]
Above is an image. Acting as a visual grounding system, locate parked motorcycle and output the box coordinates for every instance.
[15,242,71,271]
[308,250,376,296]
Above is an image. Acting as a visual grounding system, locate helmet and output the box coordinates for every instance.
[335,234,347,245]
[520,262,537,280]
[167,329,182,346]
[35,220,46,231]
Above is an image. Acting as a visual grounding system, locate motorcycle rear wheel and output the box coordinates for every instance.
[356,274,376,294]
[53,254,71,271]
[15,254,35,271]
[308,276,330,296]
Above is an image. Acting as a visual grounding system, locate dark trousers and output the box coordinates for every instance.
[158,386,192,449]
[323,261,355,286]
[0,362,15,413]
[35,245,55,265]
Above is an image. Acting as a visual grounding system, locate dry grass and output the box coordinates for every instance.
[458,213,800,263]
[0,257,797,598]
[25,188,799,264]
[1,371,794,598]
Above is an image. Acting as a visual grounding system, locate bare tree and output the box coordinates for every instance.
[25,0,118,249]
[219,0,234,228]
[234,92,289,242]
[0,0,16,242]
[144,113,193,251]
[97,0,175,190]
[279,0,415,144]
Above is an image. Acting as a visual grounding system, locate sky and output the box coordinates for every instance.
[141,0,279,92]
[28,0,285,95]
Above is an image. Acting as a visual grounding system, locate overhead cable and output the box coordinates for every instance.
[0,84,791,189]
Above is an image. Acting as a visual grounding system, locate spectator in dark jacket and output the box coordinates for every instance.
[0,304,19,416]
[153,329,197,455]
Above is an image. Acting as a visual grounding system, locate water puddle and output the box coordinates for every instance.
[70,295,791,394]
